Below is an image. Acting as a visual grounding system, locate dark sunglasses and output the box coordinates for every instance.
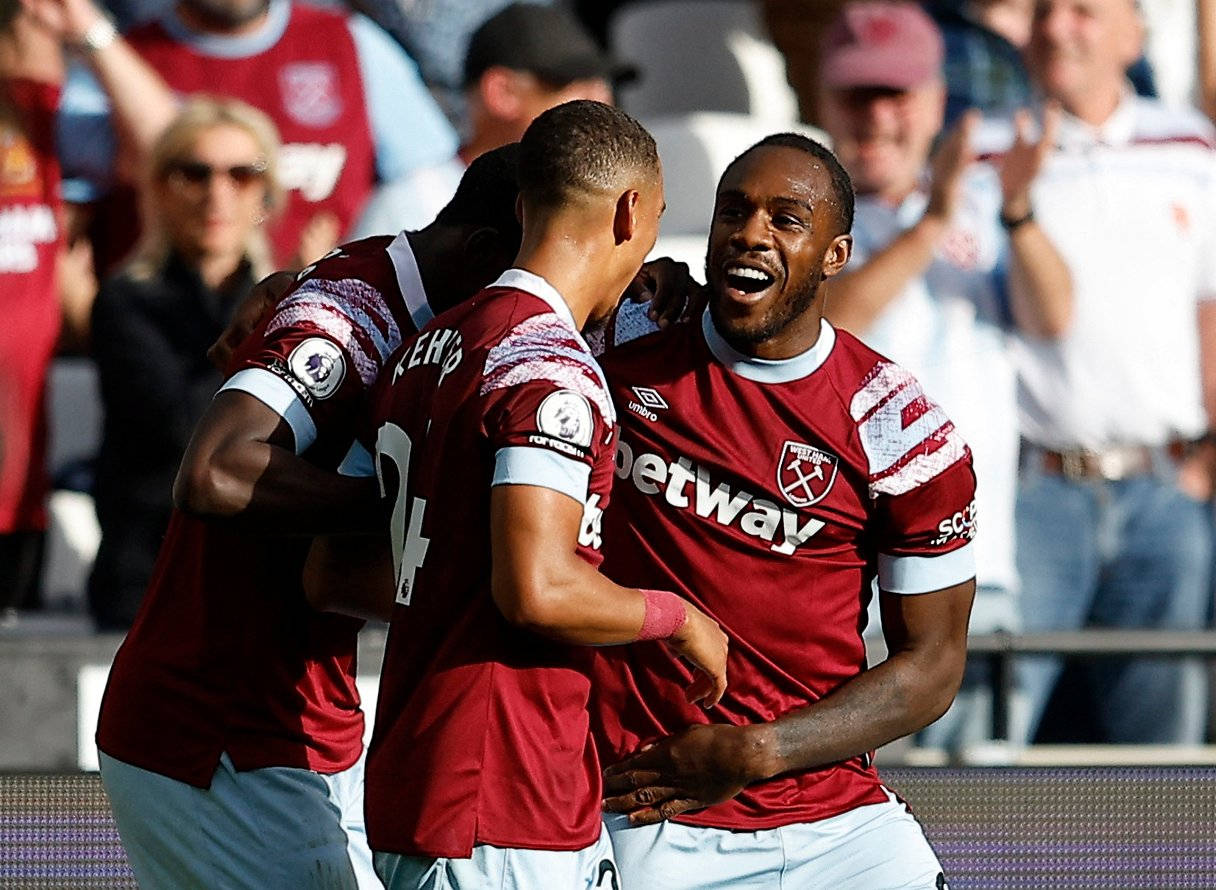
[166,159,268,188]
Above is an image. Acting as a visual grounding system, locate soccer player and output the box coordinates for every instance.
[354,100,728,889]
[94,144,523,890]
[592,134,977,888]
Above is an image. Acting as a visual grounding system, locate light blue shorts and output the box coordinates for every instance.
[605,789,945,890]
[99,749,381,889]
[374,827,617,890]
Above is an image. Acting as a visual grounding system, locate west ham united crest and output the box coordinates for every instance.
[279,62,343,127]
[777,440,838,508]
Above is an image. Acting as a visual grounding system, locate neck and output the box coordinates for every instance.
[192,249,245,289]
[513,219,623,332]
[1059,83,1124,127]
[175,2,269,37]
[732,308,825,361]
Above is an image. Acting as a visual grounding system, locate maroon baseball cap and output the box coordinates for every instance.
[820,1,944,90]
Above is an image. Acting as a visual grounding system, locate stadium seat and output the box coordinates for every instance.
[44,358,103,607]
[611,0,800,123]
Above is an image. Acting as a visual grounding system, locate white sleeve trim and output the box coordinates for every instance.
[337,441,375,478]
[492,446,590,504]
[221,368,317,455]
[878,543,976,594]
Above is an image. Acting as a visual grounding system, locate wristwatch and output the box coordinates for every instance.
[998,207,1035,231]
[79,17,118,53]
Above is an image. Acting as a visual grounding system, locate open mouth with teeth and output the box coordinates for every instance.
[723,263,777,299]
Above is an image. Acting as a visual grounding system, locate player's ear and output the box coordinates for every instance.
[463,226,513,278]
[478,67,523,119]
[821,234,852,279]
[613,189,640,246]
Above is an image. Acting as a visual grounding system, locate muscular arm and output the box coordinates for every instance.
[498,484,727,705]
[603,578,975,824]
[492,485,722,664]
[173,390,378,533]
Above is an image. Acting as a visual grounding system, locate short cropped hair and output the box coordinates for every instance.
[434,142,522,246]
[724,133,855,236]
[517,100,659,209]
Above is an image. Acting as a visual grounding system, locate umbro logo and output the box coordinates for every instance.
[632,387,668,410]
[627,387,668,422]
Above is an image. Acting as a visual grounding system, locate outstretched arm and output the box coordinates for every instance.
[603,578,975,824]
[24,0,177,165]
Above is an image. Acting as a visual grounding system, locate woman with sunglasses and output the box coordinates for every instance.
[88,95,282,630]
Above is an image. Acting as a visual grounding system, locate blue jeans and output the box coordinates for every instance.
[1014,459,1212,744]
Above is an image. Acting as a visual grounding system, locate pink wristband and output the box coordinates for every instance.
[637,588,687,641]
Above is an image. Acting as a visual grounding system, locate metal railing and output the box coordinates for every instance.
[965,630,1216,740]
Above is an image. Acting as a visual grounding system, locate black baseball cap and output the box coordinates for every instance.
[464,3,639,89]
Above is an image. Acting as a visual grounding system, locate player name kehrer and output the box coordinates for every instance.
[393,326,464,386]
[615,438,826,556]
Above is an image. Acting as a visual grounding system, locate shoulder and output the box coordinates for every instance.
[1129,97,1216,148]
[266,240,408,381]
[478,291,614,424]
[840,346,970,497]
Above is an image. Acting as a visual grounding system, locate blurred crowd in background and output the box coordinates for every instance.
[3,0,1216,753]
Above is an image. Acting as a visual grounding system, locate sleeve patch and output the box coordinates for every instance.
[536,390,594,448]
[480,312,615,424]
[267,278,402,386]
[288,338,346,400]
[851,361,968,496]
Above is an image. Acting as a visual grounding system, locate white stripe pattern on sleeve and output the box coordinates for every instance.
[850,361,968,497]
[266,278,403,386]
[481,312,615,424]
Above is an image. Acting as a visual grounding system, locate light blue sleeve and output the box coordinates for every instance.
[348,13,459,182]
[56,61,118,203]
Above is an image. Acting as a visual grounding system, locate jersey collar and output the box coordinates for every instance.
[490,268,580,333]
[701,308,836,383]
[160,0,291,58]
[389,232,433,330]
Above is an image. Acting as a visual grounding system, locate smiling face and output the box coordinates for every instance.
[1026,0,1142,114]
[818,80,944,201]
[706,145,852,359]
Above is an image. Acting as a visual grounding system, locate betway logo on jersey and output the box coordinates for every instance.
[616,440,825,555]
[278,142,347,201]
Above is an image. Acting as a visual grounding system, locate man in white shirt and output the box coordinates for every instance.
[817,0,1072,751]
[1003,0,1216,744]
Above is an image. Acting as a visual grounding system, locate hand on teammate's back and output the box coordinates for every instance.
[207,270,297,369]
[628,257,706,328]
[666,601,729,708]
